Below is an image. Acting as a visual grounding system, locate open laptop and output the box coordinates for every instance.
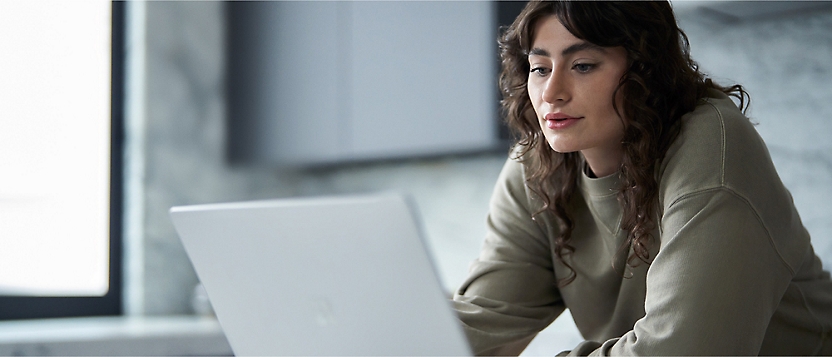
[169,193,472,356]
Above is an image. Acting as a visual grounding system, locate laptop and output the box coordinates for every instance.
[169,193,472,356]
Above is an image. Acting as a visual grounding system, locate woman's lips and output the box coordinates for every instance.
[544,112,582,129]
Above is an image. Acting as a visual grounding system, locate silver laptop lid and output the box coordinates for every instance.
[170,193,471,356]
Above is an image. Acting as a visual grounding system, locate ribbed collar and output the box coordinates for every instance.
[578,166,622,236]
[579,168,620,198]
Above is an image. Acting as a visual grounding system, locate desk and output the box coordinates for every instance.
[0,315,232,356]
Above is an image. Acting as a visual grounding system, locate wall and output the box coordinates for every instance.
[125,1,502,316]
[126,1,302,315]
[126,1,832,355]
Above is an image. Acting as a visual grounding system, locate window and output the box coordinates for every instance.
[0,0,122,319]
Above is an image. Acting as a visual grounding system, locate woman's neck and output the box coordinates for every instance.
[581,146,623,178]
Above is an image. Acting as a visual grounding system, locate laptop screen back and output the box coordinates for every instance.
[170,194,471,356]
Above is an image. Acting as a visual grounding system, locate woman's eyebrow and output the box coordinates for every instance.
[562,41,607,56]
[528,41,607,58]
[529,47,551,57]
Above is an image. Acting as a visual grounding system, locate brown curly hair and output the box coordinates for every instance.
[499,1,749,286]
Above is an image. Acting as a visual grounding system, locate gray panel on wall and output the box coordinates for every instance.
[228,1,343,165]
[263,2,344,164]
[228,1,500,167]
[349,1,497,159]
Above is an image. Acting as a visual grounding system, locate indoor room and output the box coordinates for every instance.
[1,1,831,355]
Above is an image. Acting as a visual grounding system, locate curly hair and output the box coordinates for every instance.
[499,1,749,286]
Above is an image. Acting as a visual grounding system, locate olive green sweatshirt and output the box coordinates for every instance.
[453,90,832,355]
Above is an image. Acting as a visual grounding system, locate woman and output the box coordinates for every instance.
[452,1,832,355]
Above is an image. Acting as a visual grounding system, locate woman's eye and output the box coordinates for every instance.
[573,63,596,73]
[530,67,550,76]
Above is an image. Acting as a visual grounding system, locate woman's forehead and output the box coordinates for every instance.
[529,16,591,55]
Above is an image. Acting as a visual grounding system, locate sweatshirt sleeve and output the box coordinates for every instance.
[563,188,794,356]
[453,158,565,356]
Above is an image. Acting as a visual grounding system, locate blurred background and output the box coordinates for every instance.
[0,1,830,355]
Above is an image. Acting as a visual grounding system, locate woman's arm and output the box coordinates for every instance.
[453,158,565,356]
[562,187,794,356]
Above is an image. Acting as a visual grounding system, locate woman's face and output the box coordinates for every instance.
[527,15,629,177]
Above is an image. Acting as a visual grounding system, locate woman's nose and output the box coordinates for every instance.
[541,69,570,104]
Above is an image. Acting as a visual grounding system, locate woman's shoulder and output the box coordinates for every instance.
[493,147,534,203]
[494,147,552,221]
[658,89,778,208]
[657,89,811,273]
